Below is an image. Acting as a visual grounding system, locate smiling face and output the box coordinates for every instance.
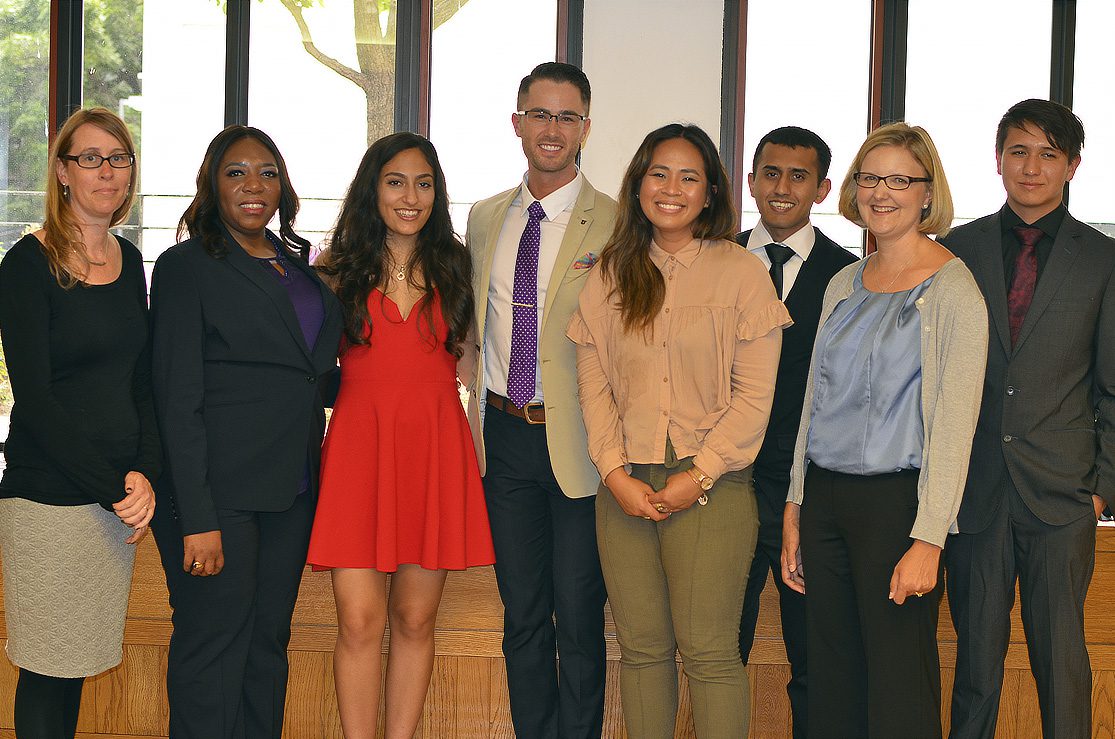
[855,145,931,245]
[216,136,280,248]
[748,143,831,242]
[512,79,590,186]
[638,137,709,245]
[54,123,132,225]
[997,122,1079,223]
[377,147,435,244]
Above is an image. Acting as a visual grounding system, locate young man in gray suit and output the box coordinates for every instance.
[942,98,1115,739]
[735,126,855,739]
[465,62,616,739]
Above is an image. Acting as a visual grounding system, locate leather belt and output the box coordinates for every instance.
[486,390,546,424]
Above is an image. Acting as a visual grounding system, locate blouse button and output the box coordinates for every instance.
[916,297,925,305]
[665,308,670,313]
[924,326,931,332]
[663,377,669,383]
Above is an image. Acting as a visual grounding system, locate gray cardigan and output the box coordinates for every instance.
[788,257,989,548]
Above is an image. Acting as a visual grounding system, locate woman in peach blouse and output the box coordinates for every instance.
[567,123,791,738]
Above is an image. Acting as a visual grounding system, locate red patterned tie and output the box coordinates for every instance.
[1007,225,1041,347]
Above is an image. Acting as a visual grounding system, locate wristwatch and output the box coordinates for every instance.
[686,466,713,506]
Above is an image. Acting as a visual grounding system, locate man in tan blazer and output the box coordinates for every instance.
[466,62,616,739]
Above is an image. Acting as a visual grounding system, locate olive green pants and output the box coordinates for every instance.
[596,448,758,739]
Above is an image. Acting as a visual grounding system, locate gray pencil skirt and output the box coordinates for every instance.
[0,497,135,677]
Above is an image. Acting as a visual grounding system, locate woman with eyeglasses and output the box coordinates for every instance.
[780,123,987,739]
[568,123,790,738]
[306,132,494,739]
[149,125,343,739]
[0,107,158,738]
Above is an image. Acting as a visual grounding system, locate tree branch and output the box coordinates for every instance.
[278,0,369,90]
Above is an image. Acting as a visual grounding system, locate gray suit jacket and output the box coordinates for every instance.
[941,209,1115,532]
[465,178,618,498]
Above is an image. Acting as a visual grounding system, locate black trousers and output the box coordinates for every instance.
[739,476,808,739]
[800,466,942,739]
[151,492,315,739]
[945,490,1095,739]
[482,404,607,739]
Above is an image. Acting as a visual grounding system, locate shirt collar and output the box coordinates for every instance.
[649,238,704,269]
[516,170,584,220]
[745,220,816,261]
[1000,202,1066,240]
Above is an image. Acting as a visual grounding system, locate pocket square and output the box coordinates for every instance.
[572,252,599,270]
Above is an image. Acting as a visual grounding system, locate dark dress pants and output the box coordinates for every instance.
[152,492,315,739]
[945,489,1095,739]
[739,475,808,739]
[800,466,942,739]
[482,404,607,739]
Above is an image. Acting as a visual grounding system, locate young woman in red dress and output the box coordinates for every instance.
[307,132,494,738]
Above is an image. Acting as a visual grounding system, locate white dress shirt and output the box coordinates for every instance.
[484,171,584,402]
[745,221,817,299]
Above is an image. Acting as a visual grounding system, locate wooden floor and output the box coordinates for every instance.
[0,530,1113,738]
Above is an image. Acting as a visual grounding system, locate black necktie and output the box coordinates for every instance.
[766,243,795,299]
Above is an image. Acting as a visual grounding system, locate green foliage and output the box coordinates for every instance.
[0,0,142,252]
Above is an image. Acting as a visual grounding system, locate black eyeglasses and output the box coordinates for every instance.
[853,172,931,191]
[60,153,136,169]
[515,108,588,127]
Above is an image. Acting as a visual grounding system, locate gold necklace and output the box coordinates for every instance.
[874,248,918,292]
[390,262,406,281]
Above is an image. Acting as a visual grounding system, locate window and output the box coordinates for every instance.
[249,0,398,249]
[1069,2,1115,237]
[740,0,871,254]
[905,0,1051,225]
[429,0,557,232]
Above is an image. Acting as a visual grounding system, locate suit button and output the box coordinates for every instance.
[1003,434,1013,443]
[307,376,316,384]
[1007,386,1015,395]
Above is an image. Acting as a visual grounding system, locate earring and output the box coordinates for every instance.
[62,184,70,199]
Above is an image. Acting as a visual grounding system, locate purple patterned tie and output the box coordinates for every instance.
[507,201,546,407]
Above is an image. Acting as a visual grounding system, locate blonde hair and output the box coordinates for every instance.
[838,123,954,236]
[43,107,138,288]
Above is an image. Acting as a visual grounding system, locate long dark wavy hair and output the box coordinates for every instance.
[598,123,736,336]
[317,132,472,356]
[178,125,310,260]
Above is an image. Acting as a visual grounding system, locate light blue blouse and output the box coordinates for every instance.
[806,262,934,475]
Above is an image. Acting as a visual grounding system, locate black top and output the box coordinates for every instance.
[999,203,1065,284]
[0,234,161,508]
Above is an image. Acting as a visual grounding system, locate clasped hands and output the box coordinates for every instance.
[604,467,704,521]
[780,502,942,605]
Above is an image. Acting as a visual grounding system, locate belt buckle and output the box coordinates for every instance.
[522,402,545,424]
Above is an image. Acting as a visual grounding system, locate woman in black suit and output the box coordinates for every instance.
[149,125,343,739]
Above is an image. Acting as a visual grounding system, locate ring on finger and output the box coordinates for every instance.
[191,561,203,571]
[653,503,668,514]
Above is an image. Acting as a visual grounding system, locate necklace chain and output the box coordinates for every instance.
[875,249,918,292]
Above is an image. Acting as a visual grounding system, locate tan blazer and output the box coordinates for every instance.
[466,178,618,499]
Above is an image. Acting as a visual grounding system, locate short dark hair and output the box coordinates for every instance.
[516,62,591,113]
[752,126,832,182]
[996,99,1085,161]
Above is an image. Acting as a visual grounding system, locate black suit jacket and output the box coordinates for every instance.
[941,210,1115,532]
[150,233,343,536]
[734,228,857,506]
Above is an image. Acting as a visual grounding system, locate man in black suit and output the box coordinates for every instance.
[942,99,1115,739]
[735,126,856,739]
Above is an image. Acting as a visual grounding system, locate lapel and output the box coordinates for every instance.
[540,180,597,334]
[971,215,1013,354]
[1013,213,1082,352]
[223,230,314,365]
[475,187,520,340]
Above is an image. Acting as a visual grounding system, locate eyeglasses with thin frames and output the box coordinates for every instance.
[853,172,931,191]
[60,153,136,169]
[515,108,588,127]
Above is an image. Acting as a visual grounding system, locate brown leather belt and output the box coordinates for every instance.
[486,390,546,424]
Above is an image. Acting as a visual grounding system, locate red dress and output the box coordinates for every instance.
[307,289,495,572]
